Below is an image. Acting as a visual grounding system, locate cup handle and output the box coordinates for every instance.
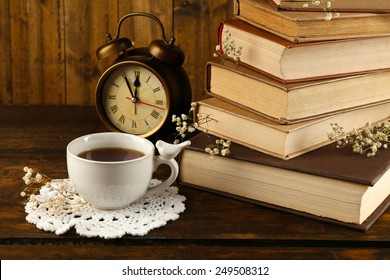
[146,140,191,196]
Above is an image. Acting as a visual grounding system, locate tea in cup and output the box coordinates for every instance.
[66,132,190,210]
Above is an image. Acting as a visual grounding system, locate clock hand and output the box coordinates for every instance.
[131,73,165,111]
[133,71,141,99]
[125,97,164,110]
[121,73,137,102]
[121,72,137,115]
[137,100,166,111]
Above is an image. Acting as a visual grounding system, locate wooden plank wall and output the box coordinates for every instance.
[0,0,234,105]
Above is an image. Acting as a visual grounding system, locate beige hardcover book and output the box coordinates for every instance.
[265,0,390,13]
[196,97,390,159]
[179,133,390,230]
[206,60,390,124]
[219,19,390,82]
[234,0,390,42]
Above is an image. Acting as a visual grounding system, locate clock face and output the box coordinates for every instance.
[100,62,169,137]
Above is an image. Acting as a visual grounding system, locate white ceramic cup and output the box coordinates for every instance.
[66,132,190,210]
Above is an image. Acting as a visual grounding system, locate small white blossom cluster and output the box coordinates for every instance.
[205,139,231,157]
[302,0,339,20]
[214,29,243,63]
[172,102,198,144]
[21,167,86,213]
[22,166,47,187]
[328,121,390,157]
[172,102,231,157]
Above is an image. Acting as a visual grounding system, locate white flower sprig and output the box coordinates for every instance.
[328,121,390,157]
[205,139,231,157]
[172,102,198,143]
[21,167,86,213]
[302,0,340,20]
[172,102,231,157]
[21,167,51,196]
[214,29,242,63]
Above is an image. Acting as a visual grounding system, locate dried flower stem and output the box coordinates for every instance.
[204,137,231,157]
[21,167,86,213]
[172,102,231,157]
[214,29,242,63]
[328,121,390,157]
[172,102,198,144]
[302,0,340,20]
[21,167,52,198]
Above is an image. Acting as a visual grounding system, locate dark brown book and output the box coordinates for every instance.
[206,60,390,124]
[218,19,390,82]
[265,0,390,13]
[234,0,390,42]
[178,132,390,231]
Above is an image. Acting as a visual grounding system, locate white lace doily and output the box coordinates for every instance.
[24,179,186,239]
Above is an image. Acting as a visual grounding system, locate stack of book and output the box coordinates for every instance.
[179,0,390,230]
[197,0,390,160]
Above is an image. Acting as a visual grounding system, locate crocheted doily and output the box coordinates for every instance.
[24,179,186,239]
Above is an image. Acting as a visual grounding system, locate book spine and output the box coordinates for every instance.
[217,22,224,56]
[264,0,280,10]
[278,0,390,13]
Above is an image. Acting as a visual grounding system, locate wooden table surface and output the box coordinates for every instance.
[1,105,390,260]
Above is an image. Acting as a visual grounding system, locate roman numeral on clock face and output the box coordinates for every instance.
[111,105,118,114]
[119,115,126,124]
[151,110,159,119]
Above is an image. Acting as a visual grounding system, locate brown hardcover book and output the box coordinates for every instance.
[234,0,390,42]
[219,19,390,82]
[206,60,390,124]
[178,132,390,231]
[265,0,390,13]
[196,97,390,159]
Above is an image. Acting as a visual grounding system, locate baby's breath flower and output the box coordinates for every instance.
[188,126,196,133]
[324,12,332,21]
[35,173,43,183]
[23,177,31,185]
[21,167,86,213]
[302,0,339,20]
[328,120,390,157]
[214,30,243,63]
[172,102,231,158]
[205,138,231,158]
[173,102,197,143]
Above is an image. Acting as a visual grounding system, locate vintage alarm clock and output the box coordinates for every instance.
[95,12,192,139]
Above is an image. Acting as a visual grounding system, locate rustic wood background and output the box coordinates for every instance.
[0,0,234,105]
